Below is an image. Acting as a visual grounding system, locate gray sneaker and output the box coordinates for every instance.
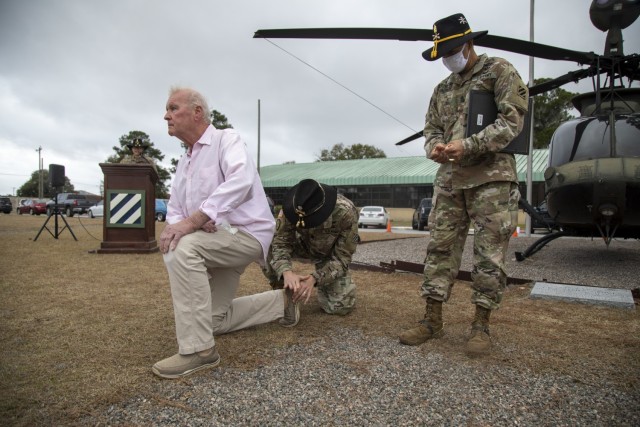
[152,347,220,379]
[280,288,300,327]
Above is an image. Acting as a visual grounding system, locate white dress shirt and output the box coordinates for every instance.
[167,125,275,262]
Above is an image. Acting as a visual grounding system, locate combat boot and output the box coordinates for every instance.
[466,305,492,356]
[399,298,444,345]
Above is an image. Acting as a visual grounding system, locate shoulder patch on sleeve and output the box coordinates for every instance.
[517,84,528,101]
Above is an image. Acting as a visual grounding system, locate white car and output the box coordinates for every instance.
[358,206,390,228]
[88,200,104,218]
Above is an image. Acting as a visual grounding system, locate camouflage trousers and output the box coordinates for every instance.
[262,256,356,316]
[421,181,519,310]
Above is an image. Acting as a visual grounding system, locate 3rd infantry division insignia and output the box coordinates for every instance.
[517,85,528,100]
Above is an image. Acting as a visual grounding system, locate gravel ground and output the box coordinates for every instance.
[354,232,640,290]
[83,234,639,426]
[96,328,638,426]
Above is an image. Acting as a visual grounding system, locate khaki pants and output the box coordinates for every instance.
[163,229,284,354]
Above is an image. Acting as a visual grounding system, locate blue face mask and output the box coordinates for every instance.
[443,44,469,74]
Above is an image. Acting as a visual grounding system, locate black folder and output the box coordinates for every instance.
[465,90,531,155]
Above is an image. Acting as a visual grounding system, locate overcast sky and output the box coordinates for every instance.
[1,0,638,196]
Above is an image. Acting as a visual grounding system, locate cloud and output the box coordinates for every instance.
[0,0,638,195]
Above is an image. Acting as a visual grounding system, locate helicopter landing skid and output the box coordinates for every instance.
[596,222,619,247]
[515,230,568,262]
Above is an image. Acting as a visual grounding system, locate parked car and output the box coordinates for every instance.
[358,206,390,228]
[531,201,557,232]
[46,193,93,217]
[87,200,104,218]
[155,199,168,222]
[412,198,433,231]
[17,198,48,215]
[0,197,12,214]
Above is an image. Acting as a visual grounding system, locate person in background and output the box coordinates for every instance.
[263,179,359,317]
[120,138,157,172]
[152,86,298,379]
[399,13,528,356]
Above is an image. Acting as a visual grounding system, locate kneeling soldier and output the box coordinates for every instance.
[263,179,359,317]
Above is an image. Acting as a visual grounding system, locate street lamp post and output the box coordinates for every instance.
[257,99,261,175]
[36,146,43,198]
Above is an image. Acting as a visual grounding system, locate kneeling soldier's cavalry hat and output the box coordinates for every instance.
[283,179,337,229]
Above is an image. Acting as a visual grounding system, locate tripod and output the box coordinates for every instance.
[34,192,78,241]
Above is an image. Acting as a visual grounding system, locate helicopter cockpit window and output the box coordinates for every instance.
[616,114,640,158]
[549,114,640,167]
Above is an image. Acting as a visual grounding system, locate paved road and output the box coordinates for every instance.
[355,230,640,290]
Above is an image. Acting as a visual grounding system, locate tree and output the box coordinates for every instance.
[168,109,234,174]
[106,130,171,198]
[316,143,386,161]
[532,77,579,148]
[17,170,74,198]
[211,110,233,130]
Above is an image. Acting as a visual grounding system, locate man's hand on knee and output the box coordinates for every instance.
[200,220,217,233]
[160,221,192,253]
[160,211,210,253]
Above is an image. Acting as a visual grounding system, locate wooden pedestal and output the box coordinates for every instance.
[97,163,159,254]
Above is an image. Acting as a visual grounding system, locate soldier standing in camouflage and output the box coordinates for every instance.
[120,138,158,172]
[263,179,359,316]
[399,13,528,356]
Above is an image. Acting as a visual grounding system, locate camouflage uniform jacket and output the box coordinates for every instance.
[423,54,529,189]
[270,195,359,287]
[121,154,158,172]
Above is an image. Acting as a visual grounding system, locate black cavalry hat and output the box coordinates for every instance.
[422,13,488,61]
[283,179,337,229]
[127,138,150,150]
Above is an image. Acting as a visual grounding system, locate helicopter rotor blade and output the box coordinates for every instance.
[529,67,596,96]
[254,27,433,42]
[395,131,423,146]
[477,35,597,64]
[254,28,598,64]
[395,67,596,147]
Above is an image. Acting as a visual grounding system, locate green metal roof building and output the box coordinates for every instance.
[261,149,549,209]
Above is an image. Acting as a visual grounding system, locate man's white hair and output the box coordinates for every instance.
[169,86,211,124]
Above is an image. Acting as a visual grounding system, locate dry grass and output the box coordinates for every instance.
[0,214,638,426]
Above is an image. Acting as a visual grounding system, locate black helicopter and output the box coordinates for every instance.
[254,0,640,259]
